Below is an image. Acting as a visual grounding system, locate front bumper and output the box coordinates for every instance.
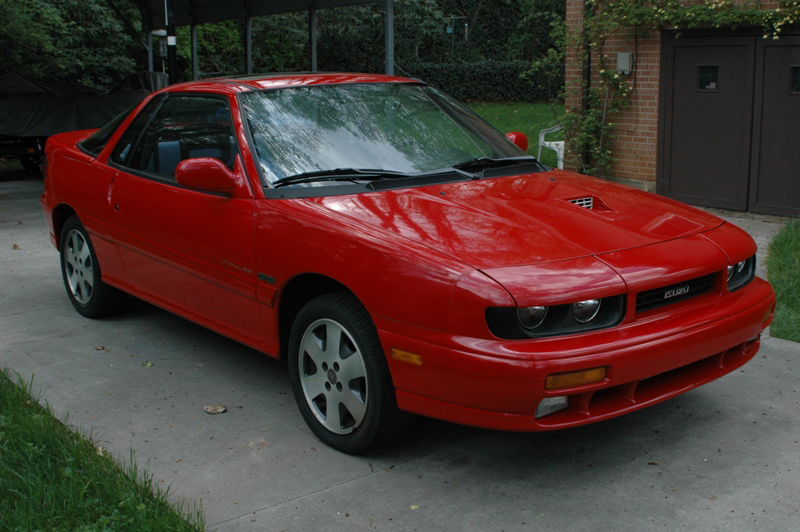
[378,277,775,431]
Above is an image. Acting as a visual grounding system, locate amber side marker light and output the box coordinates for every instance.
[391,348,423,366]
[545,367,607,390]
[763,305,775,327]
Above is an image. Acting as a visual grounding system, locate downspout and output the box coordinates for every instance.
[580,0,592,174]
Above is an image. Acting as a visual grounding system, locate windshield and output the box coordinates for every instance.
[240,83,524,186]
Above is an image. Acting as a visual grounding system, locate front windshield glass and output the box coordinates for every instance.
[240,83,524,186]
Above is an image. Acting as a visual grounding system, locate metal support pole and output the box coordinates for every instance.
[245,17,253,75]
[191,24,199,80]
[165,0,177,84]
[385,0,394,75]
[147,32,154,72]
[309,8,318,72]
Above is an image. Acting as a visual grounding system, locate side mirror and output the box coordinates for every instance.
[506,132,528,152]
[175,158,236,196]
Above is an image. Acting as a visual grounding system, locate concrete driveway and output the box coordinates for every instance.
[2,176,798,531]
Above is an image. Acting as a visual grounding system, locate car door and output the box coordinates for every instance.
[107,93,262,343]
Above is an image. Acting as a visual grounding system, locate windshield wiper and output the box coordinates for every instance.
[453,155,540,171]
[272,168,409,188]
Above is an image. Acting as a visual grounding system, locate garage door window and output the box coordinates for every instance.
[698,65,719,91]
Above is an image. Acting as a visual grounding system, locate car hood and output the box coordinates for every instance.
[307,169,724,270]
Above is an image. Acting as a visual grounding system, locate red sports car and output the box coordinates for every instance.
[41,73,776,454]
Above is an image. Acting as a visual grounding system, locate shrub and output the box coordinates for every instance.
[401,60,558,103]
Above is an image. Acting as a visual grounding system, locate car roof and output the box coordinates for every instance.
[163,72,420,95]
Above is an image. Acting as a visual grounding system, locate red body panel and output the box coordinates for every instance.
[40,73,776,433]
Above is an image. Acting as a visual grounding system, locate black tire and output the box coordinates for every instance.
[59,216,124,318]
[288,292,414,454]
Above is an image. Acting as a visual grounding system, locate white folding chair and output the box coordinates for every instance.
[537,124,564,169]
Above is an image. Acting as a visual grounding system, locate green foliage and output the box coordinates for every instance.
[252,13,309,72]
[0,0,565,95]
[176,20,246,77]
[567,0,800,176]
[173,1,448,79]
[561,61,634,177]
[523,17,567,103]
[595,0,800,37]
[437,0,528,61]
[0,369,203,530]
[405,60,550,102]
[0,0,139,88]
[508,0,567,61]
[767,218,800,343]
[395,0,447,61]
[316,3,389,72]
[315,0,447,71]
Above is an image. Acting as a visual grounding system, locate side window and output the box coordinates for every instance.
[110,96,162,166]
[79,104,137,157]
[118,95,237,181]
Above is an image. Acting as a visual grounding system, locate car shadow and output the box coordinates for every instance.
[102,291,729,476]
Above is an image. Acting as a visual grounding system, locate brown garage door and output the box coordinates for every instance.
[658,31,800,217]
[749,36,800,216]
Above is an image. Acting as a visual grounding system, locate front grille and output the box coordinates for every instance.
[635,273,716,313]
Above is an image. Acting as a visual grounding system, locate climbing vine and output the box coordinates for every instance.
[562,0,800,177]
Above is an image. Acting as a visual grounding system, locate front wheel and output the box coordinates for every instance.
[59,216,123,318]
[288,292,413,454]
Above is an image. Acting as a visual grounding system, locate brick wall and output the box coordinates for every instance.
[564,0,784,191]
[603,30,661,190]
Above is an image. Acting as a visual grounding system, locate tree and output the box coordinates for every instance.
[0,0,140,89]
[176,20,245,78]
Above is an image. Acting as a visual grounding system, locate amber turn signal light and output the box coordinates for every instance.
[391,348,423,366]
[545,367,607,390]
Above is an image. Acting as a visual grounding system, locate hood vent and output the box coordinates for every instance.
[568,196,613,212]
[571,197,594,209]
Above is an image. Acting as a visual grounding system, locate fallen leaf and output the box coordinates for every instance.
[12,244,20,250]
[141,361,153,367]
[95,346,105,351]
[203,405,227,414]
[409,505,419,510]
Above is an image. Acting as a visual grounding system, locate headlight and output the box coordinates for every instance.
[727,255,755,292]
[517,306,548,330]
[572,299,601,323]
[487,294,626,339]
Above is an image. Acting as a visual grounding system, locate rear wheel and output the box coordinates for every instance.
[288,292,413,454]
[60,216,123,318]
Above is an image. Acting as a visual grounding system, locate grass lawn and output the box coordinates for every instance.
[469,101,566,168]
[0,369,203,530]
[767,218,800,342]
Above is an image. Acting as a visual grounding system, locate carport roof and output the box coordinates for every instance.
[133,0,382,29]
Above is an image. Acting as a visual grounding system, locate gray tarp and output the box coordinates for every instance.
[0,72,167,137]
